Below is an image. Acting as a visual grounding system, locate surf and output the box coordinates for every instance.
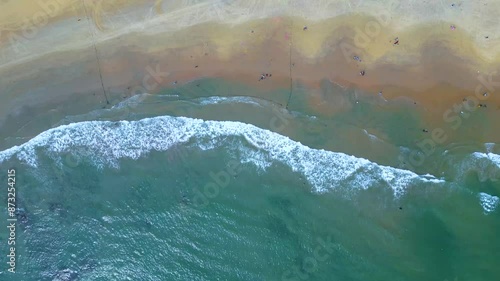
[0,115,449,197]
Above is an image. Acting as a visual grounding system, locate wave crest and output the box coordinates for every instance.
[0,116,444,196]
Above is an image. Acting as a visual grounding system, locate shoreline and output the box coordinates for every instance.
[1,2,500,151]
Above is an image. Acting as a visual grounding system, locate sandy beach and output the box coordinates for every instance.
[2,2,500,280]
[1,0,500,149]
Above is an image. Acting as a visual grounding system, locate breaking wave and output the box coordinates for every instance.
[0,116,447,196]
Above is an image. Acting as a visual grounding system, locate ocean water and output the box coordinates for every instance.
[0,79,499,281]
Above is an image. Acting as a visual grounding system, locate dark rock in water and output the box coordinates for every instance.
[181,194,190,205]
[143,220,153,231]
[49,202,64,212]
[137,219,153,232]
[49,202,69,219]
[77,258,99,274]
[15,207,28,225]
[52,269,78,281]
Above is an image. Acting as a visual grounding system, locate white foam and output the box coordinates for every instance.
[472,152,500,167]
[111,93,151,109]
[362,129,383,143]
[460,152,500,182]
[484,143,495,153]
[102,216,113,223]
[479,192,499,214]
[0,116,444,196]
[196,96,264,107]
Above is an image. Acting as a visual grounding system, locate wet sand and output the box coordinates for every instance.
[1,0,500,150]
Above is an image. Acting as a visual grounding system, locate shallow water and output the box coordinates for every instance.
[0,79,499,280]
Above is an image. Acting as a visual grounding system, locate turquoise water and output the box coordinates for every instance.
[0,79,499,280]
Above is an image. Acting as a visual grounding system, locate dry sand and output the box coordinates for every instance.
[1,0,500,148]
[2,0,500,65]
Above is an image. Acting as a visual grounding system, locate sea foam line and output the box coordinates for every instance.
[0,116,444,196]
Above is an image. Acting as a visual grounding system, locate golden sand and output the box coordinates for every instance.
[1,0,500,146]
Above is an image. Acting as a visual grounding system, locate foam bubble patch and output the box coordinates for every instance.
[479,192,499,214]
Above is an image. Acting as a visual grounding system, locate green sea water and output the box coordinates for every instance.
[0,79,499,281]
